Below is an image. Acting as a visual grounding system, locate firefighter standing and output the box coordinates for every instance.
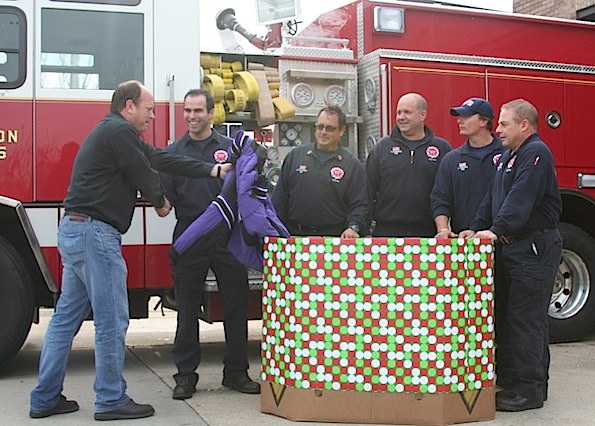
[366,92,452,237]
[430,97,505,236]
[460,99,562,412]
[159,89,259,400]
[271,106,368,237]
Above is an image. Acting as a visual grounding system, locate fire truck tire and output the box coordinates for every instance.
[548,222,595,343]
[0,236,34,369]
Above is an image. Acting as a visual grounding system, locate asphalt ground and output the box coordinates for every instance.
[2,299,595,426]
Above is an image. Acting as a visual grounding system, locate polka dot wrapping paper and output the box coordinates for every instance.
[261,236,495,394]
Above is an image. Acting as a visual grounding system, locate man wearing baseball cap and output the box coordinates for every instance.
[430,97,504,237]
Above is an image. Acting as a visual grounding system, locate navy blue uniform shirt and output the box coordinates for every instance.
[271,143,369,230]
[160,130,231,221]
[366,125,452,231]
[470,133,561,236]
[431,136,505,233]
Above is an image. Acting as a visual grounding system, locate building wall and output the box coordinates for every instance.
[514,0,595,19]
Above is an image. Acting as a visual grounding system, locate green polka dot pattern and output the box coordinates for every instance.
[261,237,495,394]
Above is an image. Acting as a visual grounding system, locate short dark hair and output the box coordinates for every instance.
[184,88,214,112]
[111,80,142,113]
[317,105,347,129]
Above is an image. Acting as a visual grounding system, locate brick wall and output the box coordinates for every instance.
[514,0,595,19]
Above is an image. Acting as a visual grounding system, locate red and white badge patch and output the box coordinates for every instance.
[213,149,229,163]
[330,166,345,182]
[492,153,502,165]
[505,156,516,172]
[426,145,440,161]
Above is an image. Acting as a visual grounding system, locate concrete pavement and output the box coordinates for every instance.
[2,301,595,425]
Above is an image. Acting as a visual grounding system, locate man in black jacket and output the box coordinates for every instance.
[431,97,504,237]
[461,99,562,412]
[160,89,259,400]
[272,106,368,238]
[366,93,451,237]
[29,81,229,421]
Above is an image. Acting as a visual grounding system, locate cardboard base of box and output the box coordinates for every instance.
[261,382,495,425]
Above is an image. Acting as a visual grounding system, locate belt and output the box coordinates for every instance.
[65,212,89,222]
[499,227,556,245]
[294,223,343,236]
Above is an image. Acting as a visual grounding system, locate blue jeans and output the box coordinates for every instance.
[30,215,131,413]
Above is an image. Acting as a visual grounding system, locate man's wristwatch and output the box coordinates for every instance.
[349,224,360,233]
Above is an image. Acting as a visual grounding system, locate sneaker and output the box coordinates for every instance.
[94,399,155,421]
[173,374,198,400]
[222,374,261,394]
[30,394,79,418]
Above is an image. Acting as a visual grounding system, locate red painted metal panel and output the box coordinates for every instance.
[41,246,60,288]
[144,244,174,289]
[0,99,33,201]
[563,80,595,169]
[122,245,145,289]
[34,100,107,201]
[387,60,487,148]
[360,1,595,64]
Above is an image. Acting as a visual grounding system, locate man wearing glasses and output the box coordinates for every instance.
[366,93,452,237]
[272,106,369,237]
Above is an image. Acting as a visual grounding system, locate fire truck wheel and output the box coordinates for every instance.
[0,236,34,370]
[548,223,595,343]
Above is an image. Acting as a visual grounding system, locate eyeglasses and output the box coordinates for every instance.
[315,123,339,132]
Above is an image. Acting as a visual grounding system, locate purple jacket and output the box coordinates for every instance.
[170,131,289,271]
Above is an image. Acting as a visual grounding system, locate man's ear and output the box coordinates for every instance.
[125,98,135,113]
[520,118,531,133]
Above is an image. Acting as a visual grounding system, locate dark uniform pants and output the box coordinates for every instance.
[495,229,562,401]
[171,222,249,381]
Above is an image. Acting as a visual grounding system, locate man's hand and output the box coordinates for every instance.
[210,163,233,179]
[435,229,457,239]
[340,227,360,239]
[458,229,476,239]
[155,197,172,217]
[475,229,498,241]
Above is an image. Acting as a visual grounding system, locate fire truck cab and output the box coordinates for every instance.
[2,0,595,368]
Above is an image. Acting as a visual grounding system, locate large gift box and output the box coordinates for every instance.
[260,236,495,425]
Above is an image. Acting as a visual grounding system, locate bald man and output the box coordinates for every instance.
[366,93,452,236]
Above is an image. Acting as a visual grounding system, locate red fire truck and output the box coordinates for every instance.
[2,0,595,368]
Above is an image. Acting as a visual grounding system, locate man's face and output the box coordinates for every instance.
[183,94,213,140]
[496,108,523,150]
[456,114,484,137]
[396,96,426,138]
[128,87,155,133]
[315,111,344,152]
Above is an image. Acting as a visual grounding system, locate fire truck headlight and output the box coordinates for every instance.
[374,7,405,34]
